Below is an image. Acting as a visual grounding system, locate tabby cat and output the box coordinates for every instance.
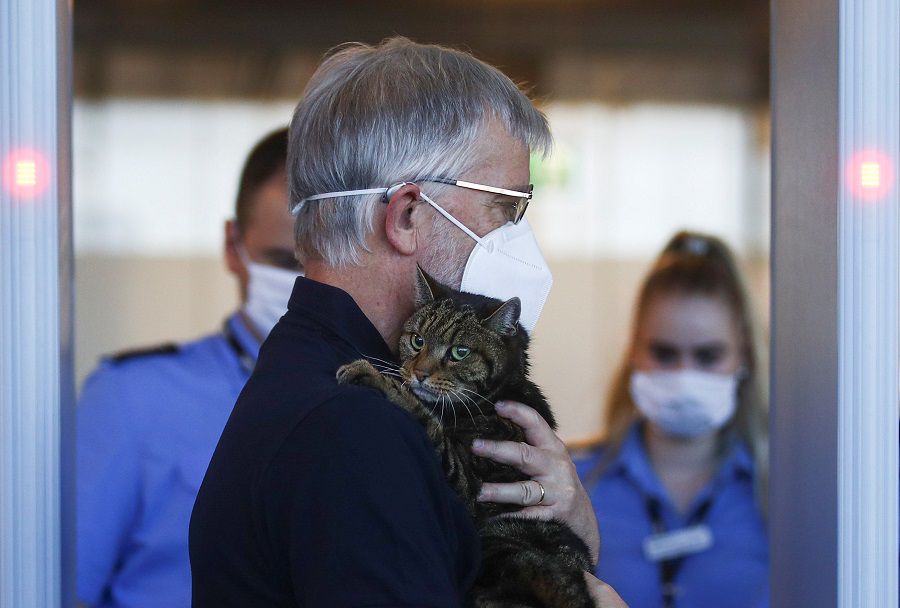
[336,267,594,608]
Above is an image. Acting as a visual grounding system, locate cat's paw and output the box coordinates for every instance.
[336,359,382,386]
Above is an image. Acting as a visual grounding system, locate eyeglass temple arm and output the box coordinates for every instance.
[422,177,532,199]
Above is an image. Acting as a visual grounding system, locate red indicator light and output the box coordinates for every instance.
[15,160,37,186]
[2,148,50,199]
[859,162,881,189]
[847,150,894,201]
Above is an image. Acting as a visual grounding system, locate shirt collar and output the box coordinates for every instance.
[611,423,669,502]
[717,436,755,480]
[225,312,262,362]
[610,422,756,502]
[286,276,395,364]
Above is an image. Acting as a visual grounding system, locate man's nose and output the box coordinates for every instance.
[414,369,430,382]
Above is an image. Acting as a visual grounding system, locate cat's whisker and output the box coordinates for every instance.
[445,393,457,429]
[460,395,482,426]
[421,398,437,416]
[370,362,400,371]
[358,352,403,371]
[458,388,490,416]
[364,361,409,382]
[357,351,397,364]
[447,387,473,412]
[458,387,492,405]
[448,389,478,427]
[453,388,479,409]
[368,361,403,373]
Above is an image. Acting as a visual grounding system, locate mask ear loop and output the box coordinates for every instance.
[291,187,390,215]
[418,191,492,252]
[383,182,410,202]
[229,220,251,269]
[235,242,253,269]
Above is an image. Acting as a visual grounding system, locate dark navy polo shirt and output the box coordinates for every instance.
[189,277,480,607]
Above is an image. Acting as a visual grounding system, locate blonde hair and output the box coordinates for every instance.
[597,231,768,516]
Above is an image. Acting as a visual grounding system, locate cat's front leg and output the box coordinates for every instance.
[336,360,428,418]
[336,359,395,395]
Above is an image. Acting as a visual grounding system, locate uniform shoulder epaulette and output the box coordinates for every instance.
[108,342,180,364]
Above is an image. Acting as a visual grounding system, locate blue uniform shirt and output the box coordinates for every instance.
[189,277,480,607]
[574,423,769,608]
[77,313,260,608]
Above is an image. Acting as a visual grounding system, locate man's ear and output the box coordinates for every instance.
[384,182,424,256]
[483,297,521,336]
[414,265,444,308]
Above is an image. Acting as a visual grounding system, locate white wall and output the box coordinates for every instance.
[73,98,770,442]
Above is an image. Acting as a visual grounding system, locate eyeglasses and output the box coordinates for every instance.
[421,177,533,224]
[298,177,534,223]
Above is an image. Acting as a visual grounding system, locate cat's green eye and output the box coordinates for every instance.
[449,345,471,361]
[409,333,425,351]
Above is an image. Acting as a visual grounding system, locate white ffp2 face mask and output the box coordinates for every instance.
[418,192,553,333]
[289,184,553,333]
[238,247,302,338]
[629,369,740,438]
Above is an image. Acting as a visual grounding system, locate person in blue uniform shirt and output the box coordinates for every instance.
[77,127,301,608]
[574,231,769,608]
[189,38,625,608]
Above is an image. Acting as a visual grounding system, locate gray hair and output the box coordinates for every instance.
[288,37,552,267]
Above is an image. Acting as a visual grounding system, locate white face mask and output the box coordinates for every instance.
[417,192,552,333]
[237,246,302,338]
[629,369,740,438]
[290,184,553,333]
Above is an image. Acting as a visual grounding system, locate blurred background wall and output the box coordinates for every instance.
[73,0,770,442]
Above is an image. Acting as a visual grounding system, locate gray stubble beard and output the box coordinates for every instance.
[419,212,473,291]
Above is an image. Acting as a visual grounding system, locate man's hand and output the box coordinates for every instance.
[470,400,601,562]
[584,572,629,608]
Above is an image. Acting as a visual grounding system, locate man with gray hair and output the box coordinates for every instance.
[190,38,624,607]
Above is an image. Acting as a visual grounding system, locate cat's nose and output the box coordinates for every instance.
[414,369,430,382]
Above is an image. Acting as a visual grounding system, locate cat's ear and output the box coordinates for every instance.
[414,265,441,308]
[483,297,520,336]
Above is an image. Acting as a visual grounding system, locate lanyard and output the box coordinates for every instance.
[223,321,256,375]
[644,496,714,608]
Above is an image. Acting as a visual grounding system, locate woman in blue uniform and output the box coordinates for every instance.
[575,231,769,608]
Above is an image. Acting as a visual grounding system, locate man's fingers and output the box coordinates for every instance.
[477,479,549,506]
[584,572,629,608]
[471,437,556,476]
[493,401,563,451]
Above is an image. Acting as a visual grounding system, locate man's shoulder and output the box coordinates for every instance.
[310,384,430,441]
[260,385,459,526]
[262,383,440,480]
